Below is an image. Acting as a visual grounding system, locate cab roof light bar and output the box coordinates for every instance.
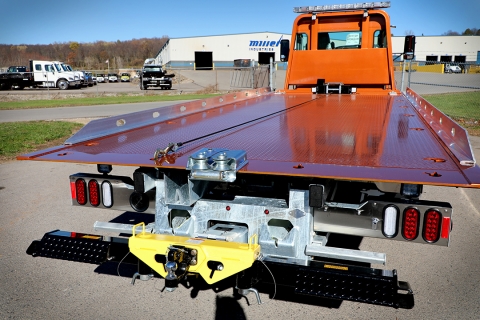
[294,1,390,13]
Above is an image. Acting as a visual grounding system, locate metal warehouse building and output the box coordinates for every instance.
[156,32,290,69]
[391,36,480,64]
[156,32,480,69]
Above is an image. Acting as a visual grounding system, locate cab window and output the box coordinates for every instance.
[373,30,387,48]
[318,31,362,50]
[295,33,308,50]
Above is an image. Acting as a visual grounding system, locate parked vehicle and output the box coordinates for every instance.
[140,59,174,90]
[91,73,97,85]
[445,64,462,73]
[0,60,80,90]
[21,2,480,311]
[82,71,94,87]
[52,61,82,88]
[96,74,105,83]
[7,66,28,72]
[108,73,118,82]
[120,73,131,82]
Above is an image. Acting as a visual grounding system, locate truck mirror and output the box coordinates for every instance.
[280,39,290,62]
[403,35,415,60]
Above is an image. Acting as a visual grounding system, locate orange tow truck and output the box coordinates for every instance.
[22,2,480,309]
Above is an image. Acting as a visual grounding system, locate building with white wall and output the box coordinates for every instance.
[156,32,480,69]
[156,32,290,69]
[391,36,480,63]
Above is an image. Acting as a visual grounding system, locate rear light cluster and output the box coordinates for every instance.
[383,206,450,243]
[403,208,419,240]
[424,210,441,242]
[71,179,113,208]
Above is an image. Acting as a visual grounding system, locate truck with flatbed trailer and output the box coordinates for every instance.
[21,2,480,310]
[0,60,80,90]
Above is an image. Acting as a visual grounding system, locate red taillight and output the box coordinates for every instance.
[441,217,451,239]
[423,210,442,242]
[75,179,87,205]
[403,207,420,240]
[88,179,100,207]
[70,181,76,199]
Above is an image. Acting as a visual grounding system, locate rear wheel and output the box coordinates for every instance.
[0,82,12,90]
[57,79,69,90]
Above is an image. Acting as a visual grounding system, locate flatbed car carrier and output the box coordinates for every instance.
[21,2,480,310]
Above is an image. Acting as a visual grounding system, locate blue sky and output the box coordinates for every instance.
[1,0,478,45]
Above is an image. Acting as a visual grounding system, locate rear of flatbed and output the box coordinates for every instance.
[18,2,480,311]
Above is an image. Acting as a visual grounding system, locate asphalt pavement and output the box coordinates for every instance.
[0,139,479,320]
[0,101,191,123]
[1,71,479,123]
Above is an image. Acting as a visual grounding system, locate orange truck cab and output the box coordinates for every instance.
[282,4,396,95]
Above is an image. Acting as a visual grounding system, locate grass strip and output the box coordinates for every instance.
[0,93,219,110]
[423,91,480,136]
[0,121,83,159]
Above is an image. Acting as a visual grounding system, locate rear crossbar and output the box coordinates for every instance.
[26,230,414,309]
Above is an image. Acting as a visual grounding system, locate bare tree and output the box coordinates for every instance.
[442,30,460,36]
[0,36,169,70]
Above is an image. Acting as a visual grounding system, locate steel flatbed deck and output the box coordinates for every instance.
[18,88,480,188]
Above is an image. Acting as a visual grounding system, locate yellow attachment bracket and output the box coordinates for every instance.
[129,233,261,285]
[132,222,146,236]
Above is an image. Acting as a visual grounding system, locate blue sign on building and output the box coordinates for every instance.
[249,36,283,51]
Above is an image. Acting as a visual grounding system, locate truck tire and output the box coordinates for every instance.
[57,79,69,90]
[0,82,12,90]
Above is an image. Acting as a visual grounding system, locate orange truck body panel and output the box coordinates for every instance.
[284,10,396,94]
